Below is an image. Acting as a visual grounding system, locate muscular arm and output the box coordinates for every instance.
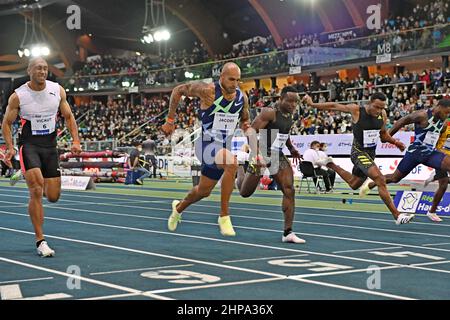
[303,95,359,121]
[380,110,405,151]
[1,93,19,151]
[167,81,213,120]
[59,86,80,144]
[389,110,427,137]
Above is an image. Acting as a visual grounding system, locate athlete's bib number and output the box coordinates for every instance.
[363,130,379,148]
[271,133,289,150]
[31,114,56,135]
[444,138,450,150]
[423,131,439,149]
[212,113,239,133]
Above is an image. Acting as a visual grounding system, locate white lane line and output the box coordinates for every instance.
[223,254,308,264]
[8,204,450,256]
[40,203,450,245]
[2,189,450,229]
[90,264,195,276]
[291,278,415,300]
[0,226,287,279]
[0,213,410,267]
[422,242,450,247]
[81,293,142,300]
[0,277,54,285]
[0,257,172,300]
[291,260,450,279]
[148,277,283,295]
[4,184,450,221]
[333,246,403,254]
[19,293,73,300]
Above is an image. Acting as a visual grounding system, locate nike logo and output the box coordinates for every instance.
[234,101,243,107]
[49,92,56,96]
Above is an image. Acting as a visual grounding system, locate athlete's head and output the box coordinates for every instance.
[367,92,387,117]
[279,86,299,114]
[220,62,241,95]
[27,57,48,86]
[435,99,450,120]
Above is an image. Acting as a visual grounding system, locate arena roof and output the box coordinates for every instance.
[0,0,417,75]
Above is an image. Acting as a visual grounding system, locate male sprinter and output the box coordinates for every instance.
[2,57,82,257]
[422,118,450,222]
[237,86,305,243]
[361,99,450,223]
[303,93,413,225]
[162,62,250,236]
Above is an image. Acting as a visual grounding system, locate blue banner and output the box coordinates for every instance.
[394,191,450,216]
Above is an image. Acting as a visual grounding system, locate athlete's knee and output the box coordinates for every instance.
[439,178,449,190]
[197,187,212,198]
[282,185,295,198]
[28,185,44,198]
[239,190,253,198]
[373,175,387,186]
[349,183,359,190]
[46,193,60,203]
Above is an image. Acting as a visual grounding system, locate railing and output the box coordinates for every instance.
[57,109,91,142]
[59,23,450,93]
[345,81,428,92]
[116,108,168,145]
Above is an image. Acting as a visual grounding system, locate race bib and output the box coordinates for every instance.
[423,131,439,148]
[31,114,56,135]
[271,133,289,150]
[363,130,379,148]
[444,138,450,150]
[212,113,239,133]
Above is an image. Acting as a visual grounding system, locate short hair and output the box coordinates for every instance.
[133,141,141,147]
[280,86,298,98]
[310,141,320,148]
[370,92,387,102]
[438,99,450,108]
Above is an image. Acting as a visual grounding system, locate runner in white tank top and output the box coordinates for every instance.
[1,57,82,257]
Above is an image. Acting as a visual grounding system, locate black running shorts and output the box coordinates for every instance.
[350,145,376,179]
[19,144,61,178]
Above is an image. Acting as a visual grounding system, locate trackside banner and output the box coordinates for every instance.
[394,191,450,216]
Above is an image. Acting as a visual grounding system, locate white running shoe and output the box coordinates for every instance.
[427,212,443,223]
[423,174,435,188]
[396,213,415,225]
[282,232,306,244]
[36,241,55,257]
[168,200,182,231]
[359,178,372,198]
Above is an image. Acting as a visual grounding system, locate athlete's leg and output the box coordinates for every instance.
[43,177,61,203]
[175,174,218,213]
[272,164,295,233]
[24,168,46,241]
[326,162,365,190]
[366,166,404,220]
[430,176,448,214]
[215,148,238,217]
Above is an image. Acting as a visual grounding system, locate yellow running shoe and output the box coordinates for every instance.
[168,200,182,231]
[218,216,236,236]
